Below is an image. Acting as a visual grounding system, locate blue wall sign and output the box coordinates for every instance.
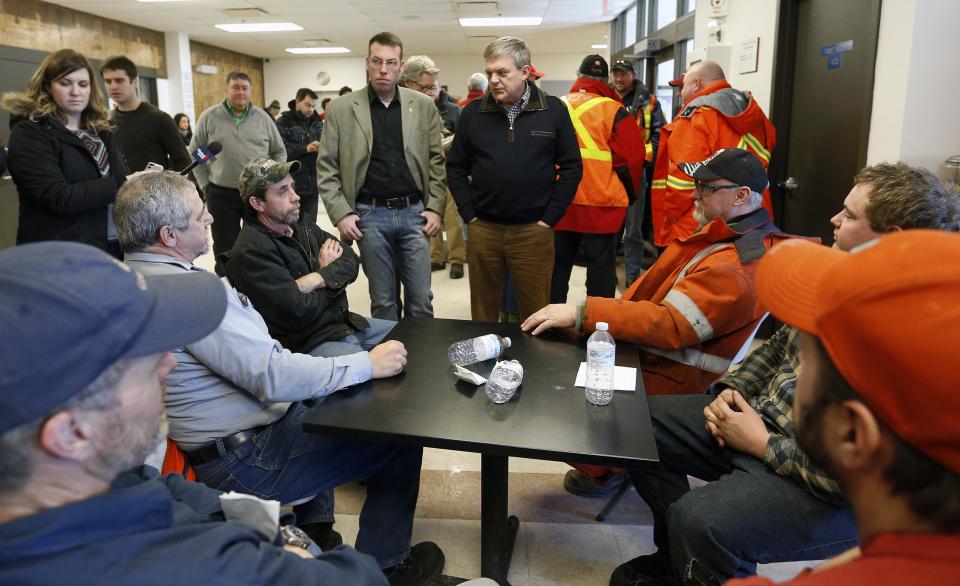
[820,40,854,70]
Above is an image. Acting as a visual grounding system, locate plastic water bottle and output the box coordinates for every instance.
[448,334,512,366]
[485,360,524,404]
[585,322,615,406]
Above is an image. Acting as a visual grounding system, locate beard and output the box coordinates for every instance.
[83,402,167,483]
[693,203,707,225]
[795,394,838,477]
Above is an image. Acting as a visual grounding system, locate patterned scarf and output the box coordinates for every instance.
[74,129,116,240]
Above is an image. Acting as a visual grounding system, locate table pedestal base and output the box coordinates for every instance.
[480,454,519,586]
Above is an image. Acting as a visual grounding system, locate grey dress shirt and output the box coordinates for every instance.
[124,252,372,450]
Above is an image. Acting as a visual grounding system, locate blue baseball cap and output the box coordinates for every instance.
[0,242,228,433]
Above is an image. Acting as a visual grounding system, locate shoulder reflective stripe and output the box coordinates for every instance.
[672,243,735,287]
[666,175,696,190]
[562,96,616,162]
[639,345,731,374]
[652,179,667,189]
[741,133,771,163]
[664,289,714,341]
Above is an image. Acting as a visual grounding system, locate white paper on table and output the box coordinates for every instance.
[219,491,281,540]
[453,364,487,385]
[574,362,638,391]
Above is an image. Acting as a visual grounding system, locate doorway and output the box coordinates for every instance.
[769,0,882,243]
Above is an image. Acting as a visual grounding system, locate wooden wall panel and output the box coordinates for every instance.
[189,41,264,121]
[0,0,165,75]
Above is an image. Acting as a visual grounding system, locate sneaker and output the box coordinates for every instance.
[563,469,627,498]
[609,553,674,586]
[449,263,464,279]
[431,262,446,272]
[384,541,445,586]
[299,522,343,552]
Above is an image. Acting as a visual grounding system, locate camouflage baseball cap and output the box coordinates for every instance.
[238,158,301,202]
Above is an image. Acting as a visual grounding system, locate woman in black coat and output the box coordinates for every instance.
[1,49,128,257]
[174,113,193,146]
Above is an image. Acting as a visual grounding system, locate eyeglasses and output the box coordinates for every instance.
[369,58,400,69]
[409,81,438,94]
[694,182,741,195]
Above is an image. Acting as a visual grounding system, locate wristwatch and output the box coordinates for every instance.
[280,524,313,551]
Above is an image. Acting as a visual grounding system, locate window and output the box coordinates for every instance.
[686,0,696,15]
[625,4,638,46]
[656,0,677,30]
[656,59,676,123]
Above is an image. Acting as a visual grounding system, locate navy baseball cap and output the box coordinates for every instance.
[678,148,769,193]
[0,242,228,433]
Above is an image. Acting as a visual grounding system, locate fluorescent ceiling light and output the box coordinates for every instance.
[215,23,303,32]
[286,47,351,54]
[592,44,609,49]
[459,17,542,27]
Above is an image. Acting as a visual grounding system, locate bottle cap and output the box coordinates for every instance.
[502,337,512,349]
[596,322,609,331]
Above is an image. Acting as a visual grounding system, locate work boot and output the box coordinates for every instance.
[450,263,464,279]
[609,553,675,586]
[563,469,627,498]
[384,541,445,586]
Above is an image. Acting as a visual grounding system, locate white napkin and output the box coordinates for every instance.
[219,491,281,540]
[453,364,488,385]
[574,363,638,391]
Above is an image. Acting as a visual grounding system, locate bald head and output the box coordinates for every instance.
[680,60,726,104]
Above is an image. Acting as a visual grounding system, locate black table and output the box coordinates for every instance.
[302,318,658,585]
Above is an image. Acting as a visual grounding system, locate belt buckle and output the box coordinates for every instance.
[385,197,404,209]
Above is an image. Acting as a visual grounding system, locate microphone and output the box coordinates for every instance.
[179,141,222,175]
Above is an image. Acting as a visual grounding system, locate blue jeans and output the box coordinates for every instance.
[310,317,397,357]
[627,395,858,584]
[191,401,423,568]
[355,200,434,320]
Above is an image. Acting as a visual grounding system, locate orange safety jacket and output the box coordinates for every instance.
[651,81,776,247]
[638,94,657,162]
[584,208,796,396]
[561,92,631,208]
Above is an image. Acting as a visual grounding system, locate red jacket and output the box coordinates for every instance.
[651,81,776,247]
[584,208,792,395]
[458,89,484,108]
[729,533,960,586]
[554,78,646,234]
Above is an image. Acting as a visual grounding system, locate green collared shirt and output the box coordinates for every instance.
[222,99,252,125]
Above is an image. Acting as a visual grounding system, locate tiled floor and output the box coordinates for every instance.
[195,209,816,585]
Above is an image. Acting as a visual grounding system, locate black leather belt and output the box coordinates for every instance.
[185,426,266,465]
[355,193,420,209]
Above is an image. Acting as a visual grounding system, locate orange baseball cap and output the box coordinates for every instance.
[756,230,960,474]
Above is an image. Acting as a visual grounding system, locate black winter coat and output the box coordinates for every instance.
[226,219,368,354]
[7,115,127,249]
[275,109,323,198]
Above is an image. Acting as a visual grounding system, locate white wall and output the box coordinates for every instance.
[263,57,368,109]
[867,0,960,171]
[692,0,779,113]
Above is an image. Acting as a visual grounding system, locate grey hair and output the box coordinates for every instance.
[0,358,130,495]
[399,55,440,85]
[114,171,197,252]
[746,190,763,210]
[467,72,488,91]
[483,36,531,70]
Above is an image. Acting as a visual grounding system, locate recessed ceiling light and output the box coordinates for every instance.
[215,23,303,33]
[286,47,351,54]
[592,44,609,49]
[459,17,543,27]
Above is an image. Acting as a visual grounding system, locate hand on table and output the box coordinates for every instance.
[369,340,407,378]
[703,388,770,459]
[520,304,576,336]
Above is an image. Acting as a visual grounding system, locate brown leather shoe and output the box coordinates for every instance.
[449,263,464,279]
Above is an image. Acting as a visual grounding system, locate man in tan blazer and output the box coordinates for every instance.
[318,31,447,321]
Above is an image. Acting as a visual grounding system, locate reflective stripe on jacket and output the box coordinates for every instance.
[650,81,777,247]
[560,93,629,209]
[584,207,796,395]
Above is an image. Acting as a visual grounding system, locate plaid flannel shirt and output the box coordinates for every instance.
[717,324,845,505]
[499,82,531,127]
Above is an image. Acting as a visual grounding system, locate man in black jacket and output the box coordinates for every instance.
[446,36,582,321]
[276,88,324,227]
[227,158,396,357]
